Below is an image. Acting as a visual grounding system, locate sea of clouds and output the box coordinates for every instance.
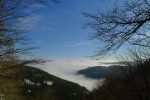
[33,59,100,90]
[33,58,117,90]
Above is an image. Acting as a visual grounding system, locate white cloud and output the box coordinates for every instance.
[33,59,99,90]
[65,41,93,47]
[17,14,42,30]
[32,58,118,90]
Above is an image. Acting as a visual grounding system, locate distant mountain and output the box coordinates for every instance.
[0,66,88,100]
[77,66,109,79]
[77,65,129,79]
[101,61,133,65]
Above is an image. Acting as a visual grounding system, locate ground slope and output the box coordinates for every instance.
[0,66,88,100]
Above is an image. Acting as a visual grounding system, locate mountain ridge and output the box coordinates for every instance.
[77,65,129,79]
[0,66,88,100]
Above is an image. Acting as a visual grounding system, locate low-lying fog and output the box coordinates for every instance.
[34,59,114,90]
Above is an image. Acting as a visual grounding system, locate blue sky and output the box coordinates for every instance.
[26,0,122,60]
[25,0,128,89]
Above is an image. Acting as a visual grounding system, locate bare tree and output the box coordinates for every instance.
[84,0,150,57]
[0,0,58,69]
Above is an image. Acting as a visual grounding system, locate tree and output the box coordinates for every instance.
[84,0,150,57]
[0,0,57,69]
[86,50,150,100]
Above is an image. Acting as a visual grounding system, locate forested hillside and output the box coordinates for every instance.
[0,65,88,100]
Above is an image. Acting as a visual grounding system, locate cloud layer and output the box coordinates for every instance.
[34,59,99,90]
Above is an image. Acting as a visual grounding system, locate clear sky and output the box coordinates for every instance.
[25,0,121,60]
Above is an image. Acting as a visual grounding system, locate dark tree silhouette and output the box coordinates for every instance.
[84,0,150,57]
[86,50,150,100]
[0,0,57,68]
